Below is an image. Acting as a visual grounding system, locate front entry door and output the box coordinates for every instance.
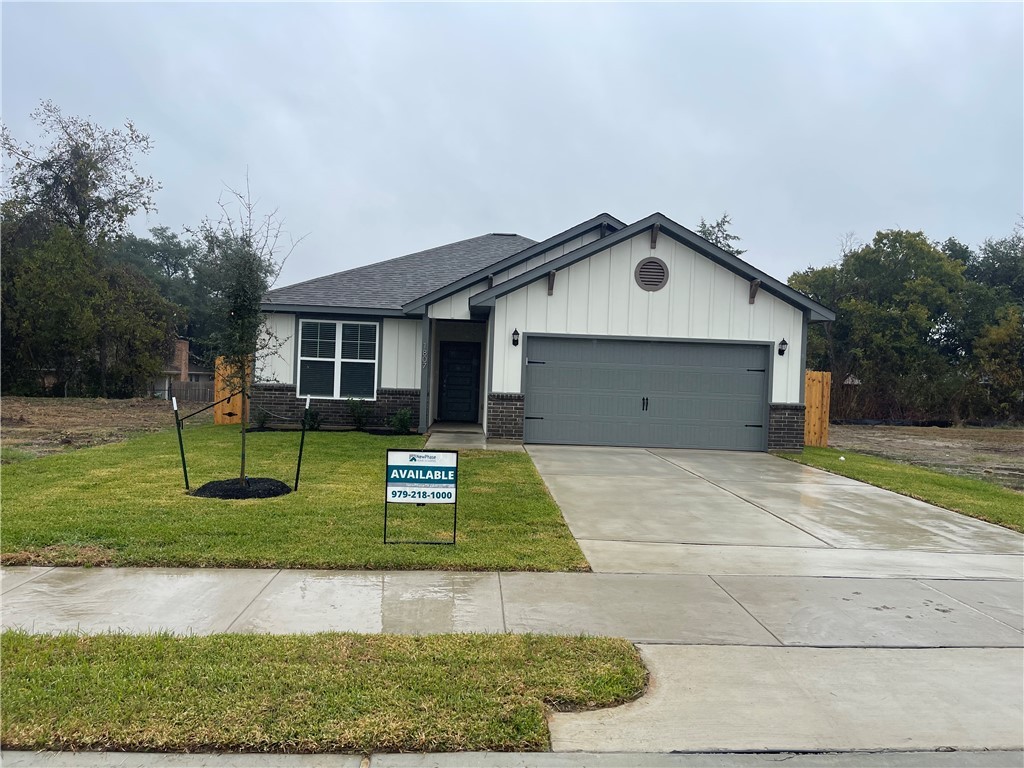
[438,341,481,422]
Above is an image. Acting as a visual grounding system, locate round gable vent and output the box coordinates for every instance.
[634,257,669,291]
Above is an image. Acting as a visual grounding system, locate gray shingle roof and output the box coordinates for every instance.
[263,233,536,311]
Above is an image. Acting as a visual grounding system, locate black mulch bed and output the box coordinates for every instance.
[191,478,292,499]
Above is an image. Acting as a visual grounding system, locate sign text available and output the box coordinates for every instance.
[386,450,458,504]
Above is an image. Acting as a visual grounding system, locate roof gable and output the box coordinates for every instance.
[401,213,626,314]
[263,233,536,312]
[469,213,836,322]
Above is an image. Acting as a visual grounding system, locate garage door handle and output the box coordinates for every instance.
[642,397,649,412]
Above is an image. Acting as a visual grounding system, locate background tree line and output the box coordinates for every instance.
[3,104,1020,425]
[789,227,1023,424]
[1,102,283,398]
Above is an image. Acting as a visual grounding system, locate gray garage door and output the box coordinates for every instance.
[523,337,769,451]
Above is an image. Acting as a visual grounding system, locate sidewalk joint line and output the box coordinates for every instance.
[915,579,1024,634]
[1,565,56,595]
[497,572,508,633]
[708,575,786,646]
[576,537,834,550]
[222,569,283,633]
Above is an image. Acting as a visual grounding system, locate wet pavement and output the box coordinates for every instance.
[424,423,524,452]
[4,750,1024,767]
[526,446,1024,566]
[579,540,1024,579]
[524,446,1023,753]
[3,566,1021,647]
[549,645,1024,753]
[3,446,1022,759]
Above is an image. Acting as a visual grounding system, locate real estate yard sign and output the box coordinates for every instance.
[384,450,458,544]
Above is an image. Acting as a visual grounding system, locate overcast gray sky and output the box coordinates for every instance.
[3,2,1022,288]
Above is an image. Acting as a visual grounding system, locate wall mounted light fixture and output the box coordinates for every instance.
[512,329,520,347]
[778,338,789,356]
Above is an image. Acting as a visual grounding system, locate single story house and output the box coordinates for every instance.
[255,212,835,451]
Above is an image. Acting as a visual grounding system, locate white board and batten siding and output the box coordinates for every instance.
[428,282,489,320]
[424,231,601,321]
[490,232,805,404]
[492,231,601,285]
[258,313,422,392]
[380,318,422,389]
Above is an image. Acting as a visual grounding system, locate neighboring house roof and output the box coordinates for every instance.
[263,233,536,314]
[468,212,837,323]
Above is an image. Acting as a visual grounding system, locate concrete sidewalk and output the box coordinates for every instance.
[3,565,1022,754]
[3,566,1022,646]
[3,749,1023,767]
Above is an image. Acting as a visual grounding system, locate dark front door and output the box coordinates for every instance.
[438,341,481,422]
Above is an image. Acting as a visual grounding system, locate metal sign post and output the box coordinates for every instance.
[384,449,458,545]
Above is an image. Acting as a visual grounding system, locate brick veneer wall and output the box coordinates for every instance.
[487,393,525,441]
[251,384,420,429]
[767,403,805,451]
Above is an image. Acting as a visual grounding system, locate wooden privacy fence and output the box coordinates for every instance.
[165,380,214,402]
[804,370,832,447]
[213,356,251,425]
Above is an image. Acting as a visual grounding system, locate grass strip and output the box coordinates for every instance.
[783,447,1024,533]
[1,426,587,571]
[0,631,646,753]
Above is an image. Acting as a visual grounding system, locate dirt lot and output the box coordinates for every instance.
[829,424,1024,491]
[1,396,213,459]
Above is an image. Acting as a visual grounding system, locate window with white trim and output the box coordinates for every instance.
[297,320,378,399]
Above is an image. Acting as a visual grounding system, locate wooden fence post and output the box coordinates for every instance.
[804,370,832,447]
[214,356,243,425]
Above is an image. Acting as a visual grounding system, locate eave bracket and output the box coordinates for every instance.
[749,278,761,304]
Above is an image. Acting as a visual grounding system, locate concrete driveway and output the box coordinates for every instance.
[527,445,1024,753]
[527,445,1023,575]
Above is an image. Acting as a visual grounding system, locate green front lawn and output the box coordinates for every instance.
[785,447,1024,533]
[1,631,646,753]
[0,426,587,570]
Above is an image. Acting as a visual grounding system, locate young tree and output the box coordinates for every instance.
[696,212,746,256]
[199,179,300,484]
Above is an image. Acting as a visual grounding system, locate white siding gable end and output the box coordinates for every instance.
[490,232,805,403]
